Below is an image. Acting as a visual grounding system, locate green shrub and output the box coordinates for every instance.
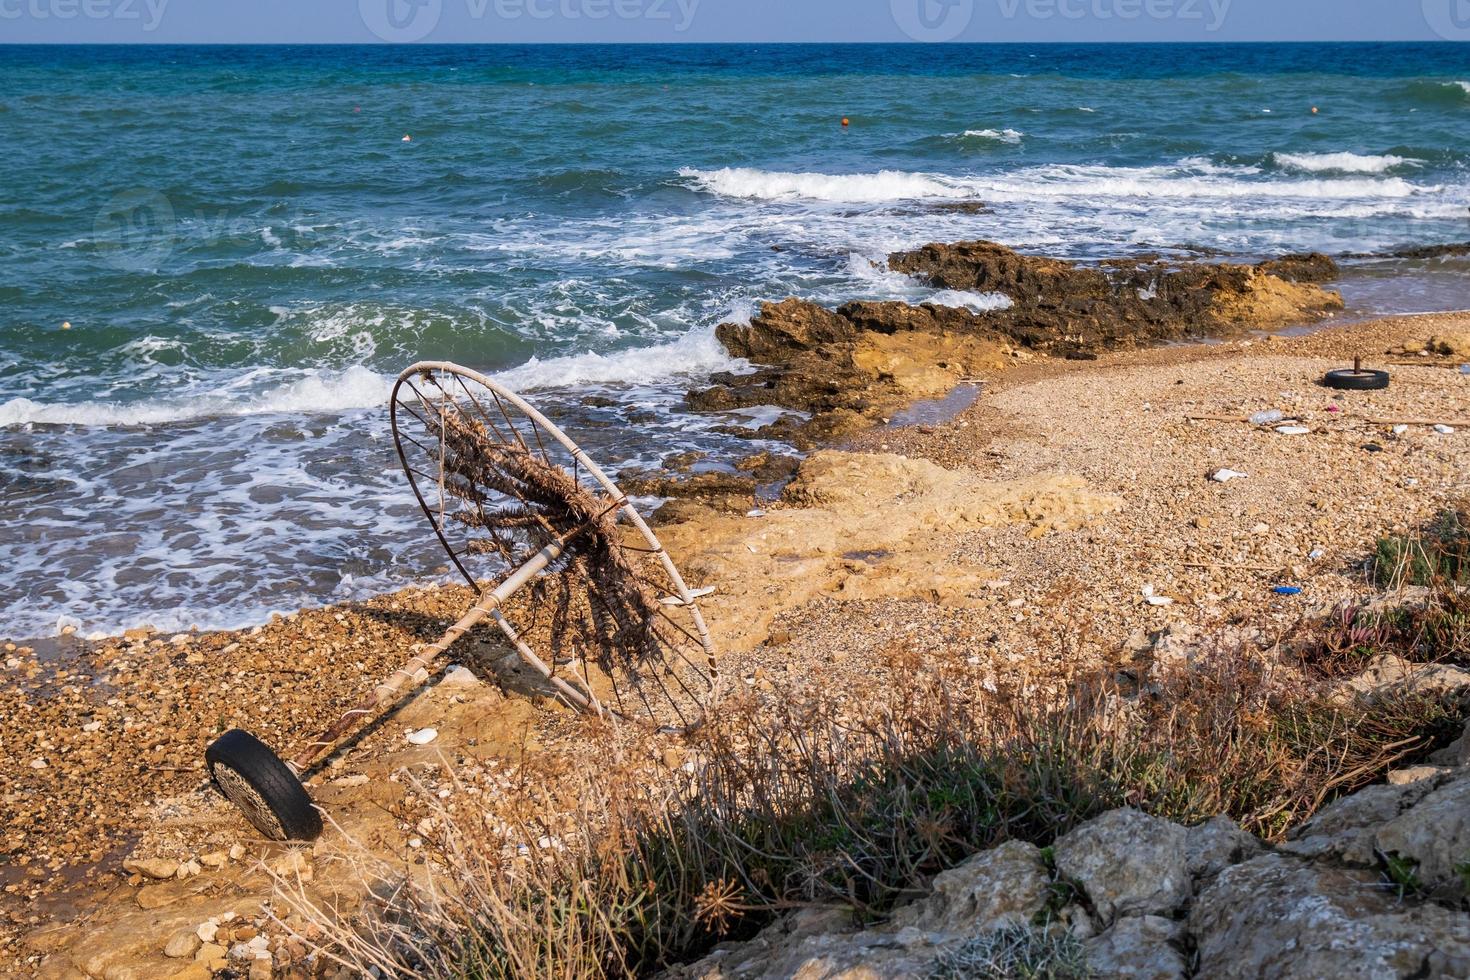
[1375,506,1470,587]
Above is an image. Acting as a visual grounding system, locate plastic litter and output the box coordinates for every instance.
[1434,424,1457,435]
[406,728,438,745]
[1460,364,1470,375]
[1141,584,1174,607]
[1272,586,1304,597]
[659,586,717,607]
[1275,426,1310,436]
[1210,469,1248,483]
[1308,548,1325,560]
[1249,410,1285,425]
[1393,424,1409,435]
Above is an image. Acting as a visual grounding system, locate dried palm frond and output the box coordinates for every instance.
[390,362,717,733]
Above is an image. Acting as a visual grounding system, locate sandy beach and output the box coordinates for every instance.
[7,299,1469,975]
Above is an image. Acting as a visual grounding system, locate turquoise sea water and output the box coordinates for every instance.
[2,42,1469,638]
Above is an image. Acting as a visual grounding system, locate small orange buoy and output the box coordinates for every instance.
[60,321,71,331]
[841,117,850,127]
[1311,106,1319,114]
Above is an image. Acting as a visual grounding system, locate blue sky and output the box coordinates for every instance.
[0,0,1463,44]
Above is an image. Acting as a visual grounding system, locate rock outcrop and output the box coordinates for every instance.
[688,242,1343,445]
[667,771,1470,980]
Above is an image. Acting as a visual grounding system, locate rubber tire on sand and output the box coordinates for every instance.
[1323,368,1390,391]
[205,729,323,841]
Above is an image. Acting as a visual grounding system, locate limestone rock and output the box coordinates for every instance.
[163,929,202,958]
[122,856,178,880]
[1428,332,1470,358]
[1184,815,1262,880]
[166,964,212,980]
[195,943,228,968]
[1053,809,1190,925]
[1428,718,1470,767]
[439,665,482,687]
[135,884,178,910]
[1339,655,1470,701]
[1144,623,1265,684]
[1084,915,1187,980]
[1191,854,1470,978]
[1282,778,1443,865]
[893,839,1051,933]
[1389,766,1452,786]
[1375,773,1470,892]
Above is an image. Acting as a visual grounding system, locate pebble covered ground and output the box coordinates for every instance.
[4,311,1468,976]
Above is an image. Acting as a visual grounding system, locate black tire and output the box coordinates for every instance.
[1323,368,1390,391]
[205,729,323,842]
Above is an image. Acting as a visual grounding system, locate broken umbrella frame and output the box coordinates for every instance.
[204,361,720,842]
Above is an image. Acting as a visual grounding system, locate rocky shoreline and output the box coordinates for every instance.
[6,247,1470,977]
[686,241,1344,447]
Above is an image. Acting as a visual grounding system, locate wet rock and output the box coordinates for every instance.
[1191,853,1470,978]
[1257,252,1340,283]
[620,469,759,501]
[888,240,1342,345]
[688,242,1341,444]
[1389,242,1470,260]
[1053,808,1190,926]
[714,298,856,361]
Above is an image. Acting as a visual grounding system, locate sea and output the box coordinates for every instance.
[2,42,1468,640]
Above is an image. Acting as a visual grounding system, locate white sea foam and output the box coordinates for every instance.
[961,128,1024,144]
[678,167,975,204]
[680,162,1428,208]
[0,366,391,427]
[1274,151,1415,174]
[492,326,741,391]
[929,290,1014,312]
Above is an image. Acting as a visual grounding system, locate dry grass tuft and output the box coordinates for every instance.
[287,607,1467,978]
